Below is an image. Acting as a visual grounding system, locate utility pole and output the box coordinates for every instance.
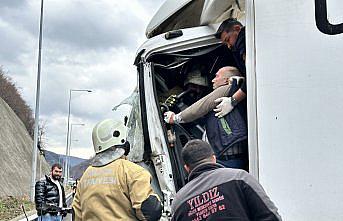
[64,89,91,185]
[30,0,44,202]
[66,123,84,181]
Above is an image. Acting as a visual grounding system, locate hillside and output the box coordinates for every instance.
[0,97,50,197]
[70,158,92,180]
[44,150,86,169]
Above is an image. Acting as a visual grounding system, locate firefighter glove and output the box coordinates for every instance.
[214,97,234,118]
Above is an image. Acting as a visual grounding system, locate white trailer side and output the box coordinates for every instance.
[247,0,343,220]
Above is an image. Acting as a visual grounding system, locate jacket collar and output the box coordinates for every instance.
[45,175,62,186]
[188,162,224,181]
[45,174,52,182]
[91,148,125,167]
[232,26,245,52]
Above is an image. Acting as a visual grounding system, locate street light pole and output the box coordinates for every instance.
[64,89,91,185]
[31,0,44,202]
[66,123,84,182]
[64,90,72,185]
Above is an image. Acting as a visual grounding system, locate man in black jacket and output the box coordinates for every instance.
[171,140,281,221]
[213,18,248,118]
[35,163,66,221]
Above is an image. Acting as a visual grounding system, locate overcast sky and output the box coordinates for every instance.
[0,0,164,159]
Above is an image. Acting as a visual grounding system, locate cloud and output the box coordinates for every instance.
[0,0,164,159]
[38,47,137,117]
[0,20,30,65]
[39,0,161,51]
[0,0,27,9]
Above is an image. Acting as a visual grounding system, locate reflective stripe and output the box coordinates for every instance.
[219,118,232,135]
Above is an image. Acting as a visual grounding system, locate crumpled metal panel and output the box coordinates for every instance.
[112,87,144,162]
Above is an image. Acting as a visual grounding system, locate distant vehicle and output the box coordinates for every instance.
[126,0,343,220]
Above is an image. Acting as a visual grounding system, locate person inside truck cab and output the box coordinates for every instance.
[161,67,211,138]
[164,66,248,170]
[162,66,210,112]
[214,18,247,118]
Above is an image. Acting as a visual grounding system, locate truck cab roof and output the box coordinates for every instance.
[145,0,245,38]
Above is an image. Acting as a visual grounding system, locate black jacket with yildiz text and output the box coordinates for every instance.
[35,175,66,216]
[171,163,282,221]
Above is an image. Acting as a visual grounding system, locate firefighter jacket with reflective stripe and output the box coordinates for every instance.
[72,158,162,221]
[171,163,282,221]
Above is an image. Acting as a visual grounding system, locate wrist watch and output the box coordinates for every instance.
[230,97,238,107]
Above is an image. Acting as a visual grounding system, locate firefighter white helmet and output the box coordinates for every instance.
[92,119,128,156]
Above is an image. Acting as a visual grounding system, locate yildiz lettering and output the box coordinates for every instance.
[187,187,219,210]
[186,186,227,220]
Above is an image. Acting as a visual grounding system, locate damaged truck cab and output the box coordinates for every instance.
[129,0,343,220]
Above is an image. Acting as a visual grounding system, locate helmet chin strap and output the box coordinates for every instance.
[121,141,131,156]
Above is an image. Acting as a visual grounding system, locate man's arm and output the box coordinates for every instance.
[128,169,162,221]
[213,79,246,118]
[34,180,46,212]
[240,171,282,220]
[164,85,231,124]
[233,88,246,102]
[62,185,67,208]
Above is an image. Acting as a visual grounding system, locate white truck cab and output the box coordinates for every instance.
[126,0,343,220]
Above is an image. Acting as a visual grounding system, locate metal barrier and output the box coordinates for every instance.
[18,192,73,221]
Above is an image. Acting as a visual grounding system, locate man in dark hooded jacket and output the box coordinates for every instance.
[214,18,248,118]
[171,139,282,221]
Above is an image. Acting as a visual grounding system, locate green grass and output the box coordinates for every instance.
[0,196,35,221]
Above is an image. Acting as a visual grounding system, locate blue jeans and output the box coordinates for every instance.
[38,214,62,221]
[217,158,248,170]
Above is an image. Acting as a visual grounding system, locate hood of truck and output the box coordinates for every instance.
[145,0,245,38]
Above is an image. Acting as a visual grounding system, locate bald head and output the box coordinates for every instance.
[212,66,241,89]
[220,66,240,78]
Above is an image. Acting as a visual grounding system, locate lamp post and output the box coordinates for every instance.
[30,0,44,202]
[66,123,84,183]
[64,89,91,185]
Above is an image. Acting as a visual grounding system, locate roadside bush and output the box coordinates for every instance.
[0,67,34,137]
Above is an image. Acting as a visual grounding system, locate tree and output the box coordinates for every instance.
[38,120,47,155]
[0,67,35,137]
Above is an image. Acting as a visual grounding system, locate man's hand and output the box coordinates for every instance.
[229,76,245,85]
[214,97,234,118]
[164,111,176,124]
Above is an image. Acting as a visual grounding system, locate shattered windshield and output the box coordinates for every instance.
[112,87,144,162]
